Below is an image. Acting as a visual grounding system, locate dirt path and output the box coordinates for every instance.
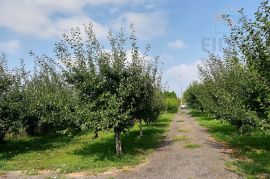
[89,109,241,179]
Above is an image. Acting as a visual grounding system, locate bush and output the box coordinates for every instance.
[0,55,24,142]
[165,97,178,113]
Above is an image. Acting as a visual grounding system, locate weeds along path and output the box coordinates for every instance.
[91,109,241,179]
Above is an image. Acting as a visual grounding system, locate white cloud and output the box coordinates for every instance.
[164,60,201,96]
[55,16,108,40]
[86,0,161,7]
[0,0,164,39]
[113,12,167,39]
[32,0,86,13]
[0,39,21,54]
[86,0,127,6]
[125,49,154,65]
[0,1,55,38]
[144,3,157,10]
[168,40,186,49]
[0,0,108,39]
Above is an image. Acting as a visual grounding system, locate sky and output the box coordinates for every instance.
[0,0,262,96]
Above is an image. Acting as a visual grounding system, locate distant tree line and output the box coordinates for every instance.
[0,25,179,155]
[184,1,270,133]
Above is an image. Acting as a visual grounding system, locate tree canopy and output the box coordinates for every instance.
[0,25,166,155]
[184,0,270,133]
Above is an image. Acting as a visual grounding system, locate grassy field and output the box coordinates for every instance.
[0,113,174,175]
[190,111,270,179]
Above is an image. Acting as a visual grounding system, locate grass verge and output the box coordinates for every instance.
[178,128,190,133]
[190,111,270,179]
[0,113,174,174]
[173,135,189,142]
[185,143,201,149]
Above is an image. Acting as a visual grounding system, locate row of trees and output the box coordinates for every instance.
[0,25,169,155]
[184,0,270,133]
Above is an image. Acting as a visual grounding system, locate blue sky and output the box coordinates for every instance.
[0,0,262,96]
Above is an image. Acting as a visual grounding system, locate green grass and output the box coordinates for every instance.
[185,143,201,149]
[190,111,270,179]
[0,113,174,174]
[173,135,189,142]
[178,128,190,132]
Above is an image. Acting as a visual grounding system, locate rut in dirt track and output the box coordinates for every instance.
[91,109,241,179]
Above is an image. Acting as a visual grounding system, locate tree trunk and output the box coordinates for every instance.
[25,116,39,136]
[114,128,122,156]
[0,131,5,143]
[93,130,99,139]
[139,119,143,137]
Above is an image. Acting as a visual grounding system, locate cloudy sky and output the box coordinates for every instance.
[0,0,261,96]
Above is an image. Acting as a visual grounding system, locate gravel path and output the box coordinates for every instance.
[90,109,241,179]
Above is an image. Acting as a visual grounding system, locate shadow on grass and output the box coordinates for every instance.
[73,116,172,161]
[230,134,270,177]
[189,110,203,117]
[0,114,173,171]
[204,122,237,136]
[231,134,270,150]
[0,132,84,161]
[205,139,225,150]
[194,113,270,178]
[234,149,270,177]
